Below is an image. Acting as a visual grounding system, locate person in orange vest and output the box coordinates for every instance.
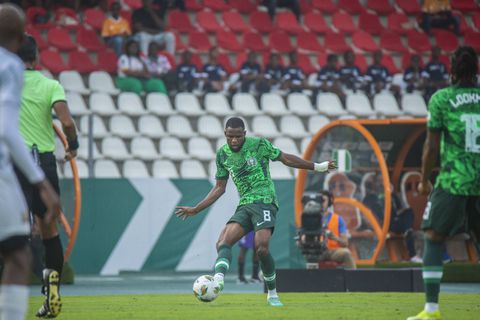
[318,190,356,269]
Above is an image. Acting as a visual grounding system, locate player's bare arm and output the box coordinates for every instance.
[176,179,227,220]
[53,101,78,161]
[278,152,337,172]
[418,130,441,195]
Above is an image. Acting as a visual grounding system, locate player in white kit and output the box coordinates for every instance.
[0,4,61,320]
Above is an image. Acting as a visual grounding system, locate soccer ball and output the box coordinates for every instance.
[193,275,220,302]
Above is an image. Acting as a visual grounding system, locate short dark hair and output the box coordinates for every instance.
[225,117,245,129]
[17,34,37,63]
[451,46,478,85]
[318,190,334,207]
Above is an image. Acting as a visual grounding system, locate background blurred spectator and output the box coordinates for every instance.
[404,55,425,93]
[315,54,345,103]
[154,0,186,19]
[262,0,301,22]
[176,50,199,92]
[339,50,362,93]
[261,52,284,94]
[238,51,262,94]
[142,42,175,94]
[237,231,261,284]
[422,47,449,101]
[364,50,400,99]
[201,47,228,93]
[282,51,307,94]
[420,0,460,35]
[101,1,131,56]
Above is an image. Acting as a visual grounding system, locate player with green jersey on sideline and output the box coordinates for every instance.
[408,46,480,320]
[176,117,336,306]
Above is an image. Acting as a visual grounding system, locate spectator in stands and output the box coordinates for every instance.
[364,50,400,99]
[314,54,345,103]
[404,55,425,94]
[116,39,166,94]
[261,52,284,94]
[238,51,262,94]
[422,46,449,101]
[420,0,460,35]
[132,0,175,55]
[201,47,228,93]
[262,0,301,22]
[101,1,131,56]
[176,50,199,92]
[339,50,362,93]
[154,0,186,19]
[282,51,307,94]
[74,0,107,11]
[142,41,177,94]
[237,231,261,284]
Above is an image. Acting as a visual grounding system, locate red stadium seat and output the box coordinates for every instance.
[77,27,105,51]
[380,32,408,54]
[243,31,268,52]
[250,11,275,33]
[324,32,350,53]
[26,7,54,30]
[174,32,187,52]
[203,0,230,12]
[197,10,224,33]
[25,26,48,50]
[276,11,305,35]
[332,12,356,34]
[189,54,203,70]
[367,0,394,15]
[381,54,400,74]
[387,12,411,34]
[218,53,234,74]
[216,30,243,52]
[297,32,323,53]
[312,0,337,14]
[455,13,473,33]
[124,0,142,9]
[69,50,96,74]
[304,12,330,34]
[160,51,176,69]
[337,0,365,14]
[358,12,384,35]
[354,54,368,74]
[47,27,76,51]
[39,49,70,74]
[352,31,379,52]
[473,14,480,30]
[229,0,257,14]
[185,0,203,11]
[188,31,213,52]
[54,7,80,30]
[439,55,451,71]
[396,0,422,15]
[97,50,118,73]
[464,31,480,52]
[84,8,105,31]
[317,52,327,68]
[168,10,196,33]
[222,11,251,33]
[236,51,248,70]
[298,53,319,75]
[433,30,459,53]
[451,0,479,12]
[407,31,431,53]
[119,10,132,24]
[269,31,294,53]
[299,0,313,14]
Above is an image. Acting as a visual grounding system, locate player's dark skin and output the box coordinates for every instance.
[176,127,337,262]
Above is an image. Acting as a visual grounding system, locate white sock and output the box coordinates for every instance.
[0,285,29,320]
[425,302,439,313]
[214,273,224,282]
[267,288,278,299]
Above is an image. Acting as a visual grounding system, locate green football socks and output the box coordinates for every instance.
[259,253,276,291]
[422,239,444,304]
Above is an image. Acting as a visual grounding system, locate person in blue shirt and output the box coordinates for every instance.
[239,51,262,93]
[339,50,362,92]
[314,54,345,103]
[261,52,284,94]
[422,46,449,101]
[176,50,199,92]
[364,50,400,99]
[403,54,425,94]
[202,47,228,93]
[282,51,307,93]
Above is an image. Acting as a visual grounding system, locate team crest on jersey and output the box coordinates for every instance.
[247,157,257,166]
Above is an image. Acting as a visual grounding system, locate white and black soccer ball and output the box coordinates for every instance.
[193,275,220,302]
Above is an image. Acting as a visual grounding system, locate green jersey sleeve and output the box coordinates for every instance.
[215,148,229,180]
[49,81,66,108]
[427,91,444,131]
[260,138,282,161]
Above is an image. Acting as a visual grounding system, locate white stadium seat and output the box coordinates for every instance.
[317,93,348,117]
[138,115,167,138]
[64,159,89,178]
[279,115,310,138]
[88,71,120,95]
[373,92,403,117]
[123,160,150,178]
[402,93,428,117]
[94,159,121,178]
[301,137,312,154]
[118,92,147,116]
[89,92,118,116]
[80,115,109,138]
[188,137,215,161]
[159,137,189,160]
[66,92,90,115]
[146,93,177,116]
[346,93,376,117]
[208,160,217,178]
[180,160,207,178]
[216,137,226,151]
[40,69,54,79]
[198,115,224,138]
[77,136,103,160]
[166,115,195,138]
[109,115,137,138]
[175,92,205,116]
[232,93,262,116]
[261,93,291,116]
[59,70,89,94]
[308,115,330,134]
[252,115,281,138]
[273,137,300,155]
[152,160,179,178]
[205,93,233,116]
[269,161,293,178]
[101,136,132,160]
[131,136,159,161]
[287,93,317,116]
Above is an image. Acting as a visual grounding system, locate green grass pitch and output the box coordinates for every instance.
[28,293,480,319]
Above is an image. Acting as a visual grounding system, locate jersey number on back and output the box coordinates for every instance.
[460,114,480,153]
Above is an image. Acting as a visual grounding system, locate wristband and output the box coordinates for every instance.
[68,137,79,151]
[314,161,329,172]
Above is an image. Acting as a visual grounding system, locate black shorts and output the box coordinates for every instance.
[14,152,60,218]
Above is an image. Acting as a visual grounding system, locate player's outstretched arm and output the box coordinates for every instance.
[419,130,441,195]
[278,152,337,172]
[175,179,227,220]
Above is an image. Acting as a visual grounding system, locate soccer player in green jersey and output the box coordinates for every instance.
[408,46,480,320]
[176,117,336,306]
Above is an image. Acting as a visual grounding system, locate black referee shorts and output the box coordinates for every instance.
[14,152,60,219]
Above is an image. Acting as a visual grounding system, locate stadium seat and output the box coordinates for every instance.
[174,32,187,52]
[407,31,431,53]
[39,49,70,74]
[89,92,119,116]
[59,71,90,94]
[373,93,403,117]
[188,137,216,161]
[168,10,195,33]
[243,31,268,52]
[88,71,120,95]
[433,30,459,53]
[381,54,400,75]
[109,115,137,138]
[185,0,203,11]
[80,115,109,138]
[222,11,251,33]
[47,27,76,51]
[124,0,142,9]
[198,115,224,138]
[94,159,121,178]
[180,160,207,178]
[380,32,408,54]
[77,27,105,52]
[303,12,330,34]
[352,31,379,52]
[217,30,242,52]
[203,0,229,11]
[208,160,217,178]
[401,94,428,117]
[252,115,281,138]
[26,7,54,30]
[40,69,54,79]
[130,137,160,161]
[188,31,212,52]
[273,137,300,155]
[387,12,412,34]
[276,11,305,35]
[152,160,179,178]
[269,161,293,179]
[297,32,323,53]
[204,93,232,116]
[301,137,312,154]
[324,32,350,53]
[260,93,291,116]
[280,115,310,138]
[269,31,295,53]
[175,92,205,116]
[308,115,330,134]
[358,12,384,35]
[316,93,348,117]
[160,137,189,160]
[64,159,89,178]
[83,8,105,31]
[118,92,147,116]
[396,0,422,14]
[337,0,365,14]
[451,0,479,12]
[69,50,97,74]
[196,10,224,33]
[287,93,317,116]
[77,136,103,160]
[464,31,480,52]
[250,11,275,33]
[354,53,369,74]
[229,0,257,13]
[26,27,48,50]
[66,92,90,116]
[145,93,176,116]
[54,7,80,30]
[166,115,196,138]
[331,12,356,34]
[473,14,480,30]
[457,13,473,35]
[123,160,150,178]
[101,136,132,160]
[232,93,262,116]
[312,0,337,13]
[367,0,394,15]
[97,50,118,74]
[138,115,167,138]
[346,93,376,117]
